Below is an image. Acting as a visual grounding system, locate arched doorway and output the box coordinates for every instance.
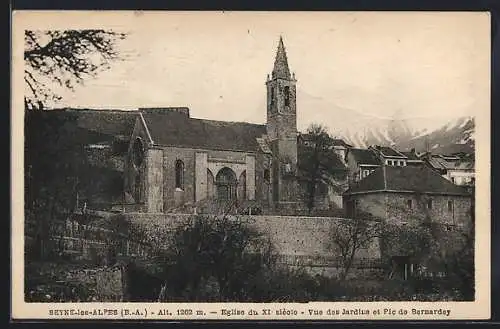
[216,167,237,201]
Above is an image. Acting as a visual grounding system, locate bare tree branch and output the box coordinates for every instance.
[24,29,127,111]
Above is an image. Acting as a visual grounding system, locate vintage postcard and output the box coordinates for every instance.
[11,11,491,320]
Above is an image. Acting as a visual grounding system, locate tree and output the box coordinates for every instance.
[25,111,89,260]
[160,213,277,302]
[327,218,382,280]
[24,29,127,259]
[24,29,126,111]
[297,124,347,212]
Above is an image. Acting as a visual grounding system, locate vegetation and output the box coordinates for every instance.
[24,29,127,260]
[24,29,126,111]
[157,214,277,302]
[327,218,382,280]
[297,123,347,212]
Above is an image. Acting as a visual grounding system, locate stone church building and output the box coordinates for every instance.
[123,37,300,213]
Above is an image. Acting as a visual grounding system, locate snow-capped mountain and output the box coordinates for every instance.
[295,89,475,154]
[339,116,475,154]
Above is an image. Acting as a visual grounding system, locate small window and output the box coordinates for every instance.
[427,199,433,210]
[471,177,475,185]
[407,199,412,209]
[284,86,290,106]
[264,169,270,183]
[270,87,275,106]
[451,177,455,184]
[134,173,141,201]
[284,163,292,173]
[175,160,184,189]
[448,200,453,212]
[351,199,359,216]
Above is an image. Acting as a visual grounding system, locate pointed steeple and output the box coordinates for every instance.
[272,36,291,79]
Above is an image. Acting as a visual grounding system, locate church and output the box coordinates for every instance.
[123,37,301,213]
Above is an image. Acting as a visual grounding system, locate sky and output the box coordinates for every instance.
[22,11,490,134]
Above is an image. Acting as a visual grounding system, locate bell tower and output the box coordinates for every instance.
[266,36,298,205]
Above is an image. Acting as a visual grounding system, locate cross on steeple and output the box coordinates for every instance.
[272,36,291,80]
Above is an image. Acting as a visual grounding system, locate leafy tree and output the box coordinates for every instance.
[327,218,382,280]
[24,29,127,110]
[160,214,277,302]
[297,124,347,212]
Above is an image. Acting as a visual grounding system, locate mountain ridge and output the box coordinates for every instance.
[336,115,475,154]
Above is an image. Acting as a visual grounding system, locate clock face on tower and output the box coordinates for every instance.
[132,137,145,168]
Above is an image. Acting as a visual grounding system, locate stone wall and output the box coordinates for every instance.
[385,193,472,227]
[344,192,472,228]
[26,263,125,302]
[255,152,273,204]
[155,146,260,211]
[146,148,164,212]
[122,213,383,277]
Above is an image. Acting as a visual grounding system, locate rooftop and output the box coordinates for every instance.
[344,165,470,196]
[271,36,292,80]
[371,145,407,158]
[426,154,475,171]
[400,151,422,161]
[348,148,381,166]
[140,108,268,153]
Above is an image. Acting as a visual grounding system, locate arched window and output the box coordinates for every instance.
[284,86,290,106]
[263,169,270,183]
[132,137,145,168]
[175,160,184,190]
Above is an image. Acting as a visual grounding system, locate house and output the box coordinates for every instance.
[342,165,472,228]
[345,148,381,184]
[331,138,352,165]
[423,153,475,186]
[369,145,408,167]
[400,149,424,166]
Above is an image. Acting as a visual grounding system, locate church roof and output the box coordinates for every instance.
[140,108,268,153]
[272,36,291,80]
[344,165,470,196]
